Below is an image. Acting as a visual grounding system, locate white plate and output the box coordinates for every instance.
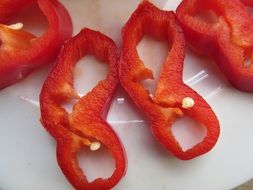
[0,0,253,189]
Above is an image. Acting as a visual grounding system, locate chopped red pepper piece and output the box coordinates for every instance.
[40,29,126,190]
[0,0,72,89]
[119,1,220,160]
[176,0,253,92]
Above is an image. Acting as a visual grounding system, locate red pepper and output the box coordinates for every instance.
[119,1,220,160]
[40,29,126,190]
[176,0,253,92]
[0,0,32,23]
[0,0,72,89]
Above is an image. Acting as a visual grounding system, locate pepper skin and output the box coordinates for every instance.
[0,0,72,89]
[0,0,31,23]
[40,29,126,190]
[119,1,220,160]
[176,0,253,92]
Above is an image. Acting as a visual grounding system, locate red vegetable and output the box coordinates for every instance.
[176,0,253,92]
[119,1,220,160]
[0,0,31,23]
[40,29,126,190]
[0,0,72,89]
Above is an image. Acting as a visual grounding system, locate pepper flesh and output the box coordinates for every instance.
[0,0,32,23]
[119,1,220,160]
[176,0,253,92]
[0,0,72,89]
[40,29,126,190]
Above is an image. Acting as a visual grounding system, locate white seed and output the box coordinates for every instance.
[7,22,24,30]
[182,97,195,109]
[89,141,101,151]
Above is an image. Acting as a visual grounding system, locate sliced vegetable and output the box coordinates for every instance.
[0,0,31,23]
[176,0,253,92]
[0,0,72,89]
[119,1,220,160]
[40,28,126,190]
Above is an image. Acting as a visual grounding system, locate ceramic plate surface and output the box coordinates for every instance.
[0,0,253,190]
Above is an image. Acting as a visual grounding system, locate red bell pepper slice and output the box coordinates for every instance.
[0,0,72,89]
[0,0,32,23]
[40,29,126,190]
[176,0,253,92]
[119,1,220,160]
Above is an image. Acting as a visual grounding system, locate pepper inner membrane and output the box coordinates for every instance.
[0,24,35,52]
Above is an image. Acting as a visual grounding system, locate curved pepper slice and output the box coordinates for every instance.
[176,0,253,92]
[0,0,72,89]
[0,0,31,23]
[119,1,220,160]
[40,29,126,190]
